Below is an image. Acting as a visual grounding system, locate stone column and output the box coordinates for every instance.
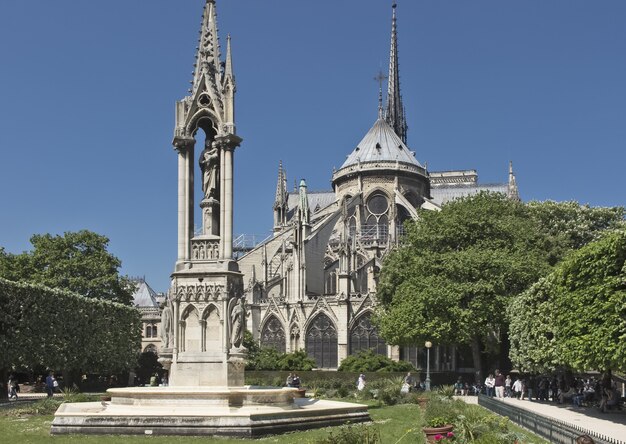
[186,143,194,260]
[219,145,226,258]
[175,145,187,263]
[200,319,207,352]
[173,298,180,358]
[223,147,233,259]
[214,134,241,260]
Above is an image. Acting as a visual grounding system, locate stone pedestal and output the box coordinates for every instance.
[200,197,219,236]
[51,387,370,437]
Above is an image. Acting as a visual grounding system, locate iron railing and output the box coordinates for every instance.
[478,395,625,444]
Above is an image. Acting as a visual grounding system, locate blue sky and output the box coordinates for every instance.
[1,1,625,292]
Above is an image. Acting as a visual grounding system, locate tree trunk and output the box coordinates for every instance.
[471,336,483,384]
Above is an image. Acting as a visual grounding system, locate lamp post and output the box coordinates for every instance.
[425,341,432,391]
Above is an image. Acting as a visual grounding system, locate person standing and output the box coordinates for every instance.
[494,370,505,398]
[513,377,523,399]
[505,375,512,397]
[45,372,55,397]
[357,373,366,391]
[8,375,18,401]
[484,373,495,397]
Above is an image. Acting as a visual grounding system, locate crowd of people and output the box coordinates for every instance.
[481,370,623,413]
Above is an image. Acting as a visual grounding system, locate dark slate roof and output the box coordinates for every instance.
[430,183,508,205]
[286,191,336,220]
[340,118,422,170]
[132,280,159,308]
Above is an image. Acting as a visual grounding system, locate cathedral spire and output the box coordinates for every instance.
[507,161,520,201]
[224,34,234,80]
[191,0,222,97]
[298,179,310,226]
[385,2,408,144]
[273,161,289,232]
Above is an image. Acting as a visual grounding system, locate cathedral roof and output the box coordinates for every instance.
[287,191,336,219]
[132,279,159,308]
[430,183,509,206]
[340,117,422,170]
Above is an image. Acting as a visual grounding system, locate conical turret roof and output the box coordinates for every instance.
[340,117,422,170]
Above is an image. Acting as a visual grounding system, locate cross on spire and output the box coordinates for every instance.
[374,70,388,118]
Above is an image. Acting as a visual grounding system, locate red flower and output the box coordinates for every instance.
[434,434,444,441]
[447,432,455,438]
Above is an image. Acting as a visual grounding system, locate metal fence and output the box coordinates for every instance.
[478,395,624,444]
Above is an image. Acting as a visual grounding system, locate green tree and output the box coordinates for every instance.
[0,230,133,305]
[510,228,626,373]
[527,200,624,265]
[507,277,561,373]
[0,278,141,398]
[376,193,551,382]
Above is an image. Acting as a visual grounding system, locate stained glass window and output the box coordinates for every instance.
[350,313,387,355]
[306,313,338,368]
[260,316,286,353]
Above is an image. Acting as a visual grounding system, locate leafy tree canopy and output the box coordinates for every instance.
[377,192,549,346]
[510,228,626,373]
[376,193,555,380]
[527,200,624,265]
[0,230,133,305]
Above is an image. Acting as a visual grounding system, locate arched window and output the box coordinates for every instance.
[325,270,337,295]
[260,316,286,353]
[349,216,357,238]
[144,344,158,354]
[152,325,157,338]
[350,313,387,356]
[306,313,338,368]
[145,325,152,338]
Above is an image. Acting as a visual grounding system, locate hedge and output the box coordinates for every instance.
[0,278,142,376]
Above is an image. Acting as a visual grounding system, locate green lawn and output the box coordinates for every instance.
[0,399,547,444]
[0,402,422,444]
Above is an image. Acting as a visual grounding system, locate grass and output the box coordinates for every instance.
[0,400,423,444]
[0,397,548,444]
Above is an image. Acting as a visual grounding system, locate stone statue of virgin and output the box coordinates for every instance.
[199,140,219,199]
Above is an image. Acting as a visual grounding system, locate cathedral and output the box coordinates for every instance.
[159,1,520,374]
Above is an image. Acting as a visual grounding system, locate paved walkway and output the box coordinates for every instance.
[461,396,626,443]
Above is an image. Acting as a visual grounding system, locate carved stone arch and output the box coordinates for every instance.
[305,312,338,368]
[181,303,199,320]
[187,108,221,137]
[260,314,286,353]
[201,303,220,320]
[202,303,222,353]
[180,304,201,353]
[364,188,392,210]
[348,311,386,356]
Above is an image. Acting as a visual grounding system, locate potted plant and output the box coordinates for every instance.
[423,416,455,442]
[423,400,456,443]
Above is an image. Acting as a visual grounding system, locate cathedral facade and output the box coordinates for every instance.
[166,1,519,373]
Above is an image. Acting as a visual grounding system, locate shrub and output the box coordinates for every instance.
[276,349,317,371]
[319,423,381,444]
[244,335,316,371]
[338,349,415,372]
[423,398,457,427]
[0,278,141,379]
[436,384,456,400]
